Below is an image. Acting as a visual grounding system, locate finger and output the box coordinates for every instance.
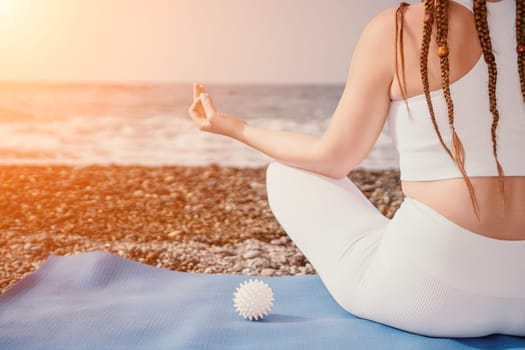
[189,99,208,128]
[188,98,211,130]
[194,82,206,99]
[188,98,202,118]
[193,82,202,100]
[199,92,216,117]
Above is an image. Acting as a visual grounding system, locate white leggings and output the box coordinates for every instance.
[265,161,525,338]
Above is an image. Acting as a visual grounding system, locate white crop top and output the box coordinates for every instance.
[386,0,525,181]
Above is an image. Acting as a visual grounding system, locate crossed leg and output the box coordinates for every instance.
[265,161,389,311]
[266,161,525,336]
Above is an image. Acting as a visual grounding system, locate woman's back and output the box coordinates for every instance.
[192,0,525,336]
[388,0,525,240]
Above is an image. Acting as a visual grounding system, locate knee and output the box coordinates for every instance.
[266,161,345,202]
[265,161,286,205]
[265,161,314,184]
[265,161,279,183]
[266,161,290,177]
[265,161,304,212]
[265,161,307,192]
[265,161,291,190]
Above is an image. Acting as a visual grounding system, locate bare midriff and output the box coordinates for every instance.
[402,177,525,240]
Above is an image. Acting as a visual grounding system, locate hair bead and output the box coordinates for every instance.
[517,44,525,54]
[484,52,496,64]
[437,45,449,58]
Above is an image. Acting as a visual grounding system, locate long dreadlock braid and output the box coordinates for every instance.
[517,0,525,101]
[418,0,480,217]
[395,0,525,218]
[395,2,411,116]
[419,0,455,162]
[473,0,505,214]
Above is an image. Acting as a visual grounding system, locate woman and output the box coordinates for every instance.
[188,0,525,337]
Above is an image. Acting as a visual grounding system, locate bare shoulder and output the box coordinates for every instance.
[362,1,470,40]
[360,3,424,36]
[352,3,425,67]
[350,7,398,76]
[359,7,398,43]
[347,4,411,83]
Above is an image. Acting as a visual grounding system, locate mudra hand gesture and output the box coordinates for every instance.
[188,82,246,137]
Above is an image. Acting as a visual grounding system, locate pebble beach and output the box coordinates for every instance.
[0,164,402,295]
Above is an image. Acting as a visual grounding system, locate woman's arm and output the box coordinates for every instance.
[190,8,396,178]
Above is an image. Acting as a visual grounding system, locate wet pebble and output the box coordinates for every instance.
[260,268,275,277]
[242,250,261,259]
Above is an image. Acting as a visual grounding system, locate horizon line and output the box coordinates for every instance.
[0,79,346,87]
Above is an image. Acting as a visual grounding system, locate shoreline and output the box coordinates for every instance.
[0,164,402,294]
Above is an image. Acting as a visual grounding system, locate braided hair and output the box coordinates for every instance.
[395,0,525,218]
[517,0,525,101]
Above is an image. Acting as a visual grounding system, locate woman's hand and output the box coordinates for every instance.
[186,5,394,178]
[187,83,326,176]
[188,82,246,138]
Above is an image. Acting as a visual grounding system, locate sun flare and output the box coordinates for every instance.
[0,0,12,13]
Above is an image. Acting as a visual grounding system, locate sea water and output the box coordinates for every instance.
[0,82,398,169]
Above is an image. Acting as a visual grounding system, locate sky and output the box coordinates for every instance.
[0,0,400,84]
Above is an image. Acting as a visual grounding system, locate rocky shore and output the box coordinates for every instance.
[0,164,402,294]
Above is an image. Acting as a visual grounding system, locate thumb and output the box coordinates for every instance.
[199,92,217,117]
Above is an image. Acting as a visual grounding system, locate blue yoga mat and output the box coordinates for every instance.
[0,251,523,349]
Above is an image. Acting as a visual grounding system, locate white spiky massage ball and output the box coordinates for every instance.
[233,279,274,321]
